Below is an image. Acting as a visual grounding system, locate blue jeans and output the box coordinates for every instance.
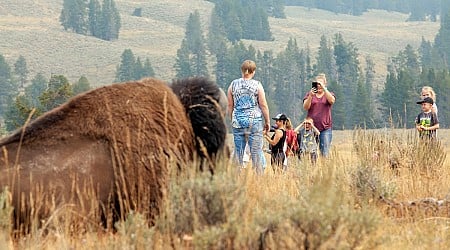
[232,121,265,174]
[319,128,332,157]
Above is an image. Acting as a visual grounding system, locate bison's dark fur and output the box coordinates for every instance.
[0,77,227,235]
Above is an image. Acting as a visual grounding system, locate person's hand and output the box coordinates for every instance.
[264,123,270,133]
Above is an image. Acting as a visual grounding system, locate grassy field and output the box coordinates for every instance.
[1,128,449,249]
[0,1,439,88]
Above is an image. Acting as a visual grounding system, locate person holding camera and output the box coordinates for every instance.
[302,73,336,157]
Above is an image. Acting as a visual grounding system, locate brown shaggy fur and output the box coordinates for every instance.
[0,77,227,235]
[171,77,228,172]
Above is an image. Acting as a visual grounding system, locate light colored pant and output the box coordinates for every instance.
[232,121,265,174]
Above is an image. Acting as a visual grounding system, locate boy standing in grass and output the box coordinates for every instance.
[415,97,439,140]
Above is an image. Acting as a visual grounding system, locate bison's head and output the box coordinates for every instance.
[170,77,228,172]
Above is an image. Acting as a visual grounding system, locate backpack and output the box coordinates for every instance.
[285,129,299,156]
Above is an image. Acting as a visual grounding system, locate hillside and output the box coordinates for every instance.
[0,0,440,87]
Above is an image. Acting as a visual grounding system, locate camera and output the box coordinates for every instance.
[311,82,318,93]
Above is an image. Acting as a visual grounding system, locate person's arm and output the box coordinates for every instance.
[433,103,438,115]
[416,123,422,131]
[311,124,321,135]
[294,123,304,133]
[265,129,283,146]
[227,85,234,121]
[415,115,423,131]
[427,113,440,130]
[303,92,313,110]
[421,122,439,131]
[426,123,439,130]
[258,85,270,132]
[320,82,335,105]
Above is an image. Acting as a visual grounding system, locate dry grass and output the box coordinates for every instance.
[1,128,450,249]
[0,1,439,88]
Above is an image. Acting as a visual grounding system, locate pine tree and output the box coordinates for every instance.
[382,71,399,127]
[434,69,450,126]
[434,4,450,68]
[213,40,229,89]
[419,37,433,68]
[143,58,155,78]
[305,44,314,81]
[116,49,136,81]
[60,0,88,34]
[14,55,29,90]
[381,67,416,128]
[174,11,209,78]
[219,1,243,43]
[73,76,91,95]
[333,33,360,128]
[26,73,48,108]
[352,70,373,128]
[364,56,377,127]
[39,75,73,112]
[256,50,275,100]
[0,54,17,117]
[134,57,144,80]
[99,0,121,40]
[174,40,193,79]
[264,0,286,18]
[88,0,102,37]
[4,95,35,131]
[4,73,47,132]
[315,35,336,79]
[272,38,304,122]
[407,0,427,21]
[207,8,227,55]
[329,80,345,129]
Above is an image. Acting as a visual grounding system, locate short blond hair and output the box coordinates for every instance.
[316,73,327,84]
[241,60,256,76]
[304,116,314,124]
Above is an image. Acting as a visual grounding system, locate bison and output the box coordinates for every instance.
[0,77,227,235]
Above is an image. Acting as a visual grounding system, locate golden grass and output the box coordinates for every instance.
[2,128,449,249]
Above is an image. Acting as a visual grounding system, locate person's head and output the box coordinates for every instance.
[285,118,293,130]
[241,60,256,78]
[317,73,327,84]
[421,86,436,101]
[416,97,434,112]
[314,74,327,93]
[272,113,287,128]
[303,117,314,130]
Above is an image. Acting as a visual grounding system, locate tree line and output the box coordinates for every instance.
[285,0,443,21]
[60,0,121,41]
[0,50,155,134]
[2,1,450,133]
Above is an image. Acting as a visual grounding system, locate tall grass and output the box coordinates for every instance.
[1,128,450,249]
